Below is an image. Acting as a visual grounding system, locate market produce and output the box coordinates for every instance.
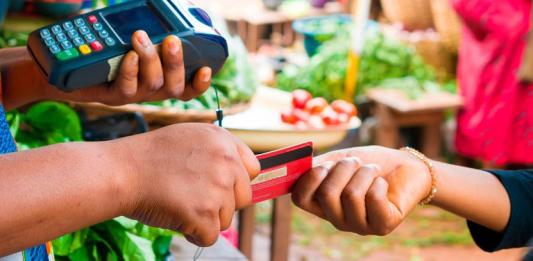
[281,89,357,129]
[0,30,29,48]
[277,28,438,101]
[291,89,312,109]
[7,103,175,260]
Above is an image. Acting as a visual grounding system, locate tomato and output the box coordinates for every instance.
[293,108,310,122]
[281,109,298,124]
[305,97,328,114]
[321,107,341,125]
[308,115,326,129]
[292,89,312,109]
[331,100,357,117]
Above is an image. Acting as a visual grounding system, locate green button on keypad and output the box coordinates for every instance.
[56,48,80,61]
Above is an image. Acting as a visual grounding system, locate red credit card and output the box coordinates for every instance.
[252,142,313,204]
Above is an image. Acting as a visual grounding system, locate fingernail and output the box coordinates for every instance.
[168,36,180,54]
[202,68,212,83]
[345,157,361,165]
[136,31,151,50]
[321,161,336,170]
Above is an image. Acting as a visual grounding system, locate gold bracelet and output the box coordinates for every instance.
[400,147,437,205]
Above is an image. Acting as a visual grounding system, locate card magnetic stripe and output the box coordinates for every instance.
[258,146,313,170]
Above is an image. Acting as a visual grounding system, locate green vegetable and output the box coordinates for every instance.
[277,28,438,101]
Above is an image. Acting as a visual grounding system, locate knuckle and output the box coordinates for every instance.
[291,192,306,208]
[341,188,364,202]
[316,185,337,200]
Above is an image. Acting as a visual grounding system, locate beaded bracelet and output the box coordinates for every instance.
[400,147,437,205]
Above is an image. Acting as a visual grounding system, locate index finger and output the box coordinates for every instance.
[232,136,260,180]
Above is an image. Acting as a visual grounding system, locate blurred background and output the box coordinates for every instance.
[1,0,531,260]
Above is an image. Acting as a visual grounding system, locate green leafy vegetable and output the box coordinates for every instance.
[277,28,438,101]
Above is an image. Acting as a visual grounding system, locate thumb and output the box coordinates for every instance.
[233,136,261,180]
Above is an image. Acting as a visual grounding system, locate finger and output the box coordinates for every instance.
[291,162,335,219]
[162,35,185,97]
[234,164,253,209]
[132,30,164,92]
[366,177,400,236]
[179,67,212,101]
[191,217,220,247]
[341,164,381,234]
[232,135,261,180]
[316,158,361,229]
[112,51,139,98]
[219,204,235,231]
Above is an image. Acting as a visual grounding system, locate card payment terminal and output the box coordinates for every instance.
[27,0,228,92]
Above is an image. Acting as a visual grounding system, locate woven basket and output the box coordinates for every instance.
[411,36,456,80]
[380,0,434,30]
[383,25,456,80]
[431,0,461,53]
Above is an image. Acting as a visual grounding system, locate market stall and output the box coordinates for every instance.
[0,0,484,260]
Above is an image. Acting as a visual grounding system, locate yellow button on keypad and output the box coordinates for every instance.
[79,44,91,55]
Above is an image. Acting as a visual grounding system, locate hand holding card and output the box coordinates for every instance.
[252,142,313,203]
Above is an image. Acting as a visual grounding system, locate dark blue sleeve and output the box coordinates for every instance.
[467,169,533,252]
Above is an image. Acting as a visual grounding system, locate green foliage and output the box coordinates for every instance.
[8,102,82,150]
[53,218,176,261]
[277,29,438,101]
[0,30,29,48]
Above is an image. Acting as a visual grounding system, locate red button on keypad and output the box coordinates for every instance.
[90,41,104,52]
[88,15,98,24]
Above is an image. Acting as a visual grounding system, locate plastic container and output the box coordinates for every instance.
[293,15,351,56]
[0,1,9,27]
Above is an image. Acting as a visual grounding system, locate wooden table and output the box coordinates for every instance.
[195,0,347,51]
[366,89,463,159]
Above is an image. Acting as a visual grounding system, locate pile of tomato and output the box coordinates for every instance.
[281,90,358,129]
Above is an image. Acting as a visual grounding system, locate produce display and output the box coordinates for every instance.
[0,30,29,47]
[7,103,175,260]
[281,89,358,129]
[277,27,439,101]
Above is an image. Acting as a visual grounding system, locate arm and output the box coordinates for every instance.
[0,31,213,111]
[292,146,510,236]
[430,161,510,232]
[0,124,260,256]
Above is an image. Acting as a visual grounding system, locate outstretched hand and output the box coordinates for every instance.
[292,146,431,236]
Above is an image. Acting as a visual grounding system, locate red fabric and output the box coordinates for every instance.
[453,0,533,165]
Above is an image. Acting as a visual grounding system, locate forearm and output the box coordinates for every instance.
[430,161,510,232]
[0,47,51,110]
[0,141,133,256]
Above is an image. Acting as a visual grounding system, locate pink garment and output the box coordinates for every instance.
[453,0,533,165]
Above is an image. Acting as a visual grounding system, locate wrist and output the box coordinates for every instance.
[399,147,435,205]
[99,139,142,217]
